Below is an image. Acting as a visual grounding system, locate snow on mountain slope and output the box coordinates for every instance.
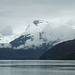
[11,20,75,49]
[22,20,50,47]
[0,34,19,43]
[10,20,53,49]
[22,20,48,35]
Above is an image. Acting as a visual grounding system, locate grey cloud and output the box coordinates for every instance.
[0,11,13,17]
[0,43,12,48]
[0,26,13,36]
[0,0,75,35]
[0,0,75,19]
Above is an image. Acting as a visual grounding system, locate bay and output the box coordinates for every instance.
[0,60,75,75]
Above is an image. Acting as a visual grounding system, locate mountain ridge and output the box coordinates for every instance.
[40,39,75,60]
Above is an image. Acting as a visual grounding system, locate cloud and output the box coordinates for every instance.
[13,44,25,49]
[0,26,13,36]
[0,0,75,49]
[42,19,75,44]
[21,19,75,48]
[0,0,75,35]
[0,43,12,48]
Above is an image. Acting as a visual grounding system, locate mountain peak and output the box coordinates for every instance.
[33,20,49,26]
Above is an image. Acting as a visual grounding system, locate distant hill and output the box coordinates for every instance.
[40,39,75,60]
[0,48,25,60]
[0,48,48,60]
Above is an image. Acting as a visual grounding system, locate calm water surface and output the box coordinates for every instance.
[0,60,75,75]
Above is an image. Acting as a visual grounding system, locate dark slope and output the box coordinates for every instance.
[15,49,46,59]
[0,48,25,60]
[58,51,75,60]
[0,48,48,60]
[40,39,75,60]
[10,34,31,47]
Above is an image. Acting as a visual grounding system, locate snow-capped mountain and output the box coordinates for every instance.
[10,20,54,50]
[10,20,75,50]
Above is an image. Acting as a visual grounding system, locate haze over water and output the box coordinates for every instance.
[0,60,75,75]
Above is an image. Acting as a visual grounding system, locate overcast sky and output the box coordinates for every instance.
[0,0,75,35]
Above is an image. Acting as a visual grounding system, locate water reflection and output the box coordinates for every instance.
[0,60,75,75]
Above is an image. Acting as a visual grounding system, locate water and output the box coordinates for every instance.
[0,60,75,75]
